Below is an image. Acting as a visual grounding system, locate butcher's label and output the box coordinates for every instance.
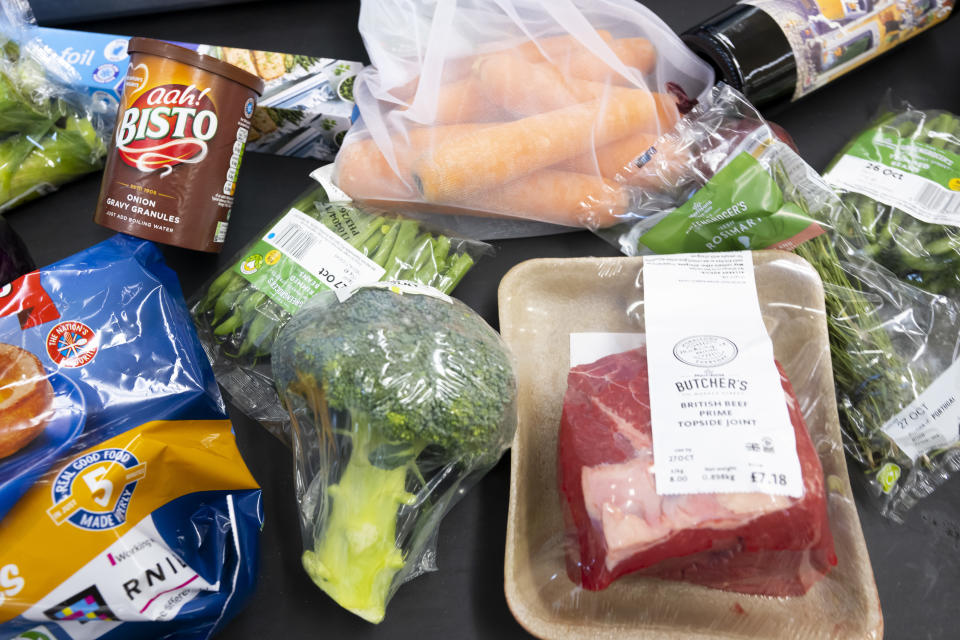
[824,128,960,227]
[881,357,960,462]
[237,207,385,314]
[642,252,803,497]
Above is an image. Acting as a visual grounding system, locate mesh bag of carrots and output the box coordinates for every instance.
[332,0,714,230]
[190,179,489,441]
[594,84,960,523]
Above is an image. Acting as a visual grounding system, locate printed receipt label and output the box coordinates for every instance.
[881,357,960,461]
[642,252,802,497]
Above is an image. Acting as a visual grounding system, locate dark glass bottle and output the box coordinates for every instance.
[682,5,797,107]
[683,1,955,108]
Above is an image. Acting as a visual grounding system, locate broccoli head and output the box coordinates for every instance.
[273,286,516,623]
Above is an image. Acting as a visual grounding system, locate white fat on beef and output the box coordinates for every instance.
[581,398,792,571]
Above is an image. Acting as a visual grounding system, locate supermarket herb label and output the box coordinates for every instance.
[639,152,824,254]
[881,357,960,462]
[825,128,960,227]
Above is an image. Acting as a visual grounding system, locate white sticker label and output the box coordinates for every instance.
[213,220,228,244]
[22,515,216,636]
[825,155,960,227]
[336,279,453,304]
[310,164,352,202]
[264,207,385,291]
[881,358,960,461]
[642,252,803,498]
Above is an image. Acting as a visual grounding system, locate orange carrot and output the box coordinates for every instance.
[513,30,614,63]
[476,52,679,126]
[337,124,487,200]
[354,170,631,228]
[561,132,659,178]
[412,90,674,202]
[454,169,631,227]
[557,37,656,84]
[387,30,612,103]
[474,53,578,115]
[431,76,501,123]
[566,82,679,130]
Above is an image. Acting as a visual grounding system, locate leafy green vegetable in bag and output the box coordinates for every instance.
[0,37,107,212]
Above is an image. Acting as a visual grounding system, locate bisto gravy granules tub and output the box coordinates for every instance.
[94,37,264,252]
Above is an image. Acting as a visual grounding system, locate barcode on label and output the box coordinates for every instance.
[825,155,960,228]
[270,222,318,261]
[258,207,387,308]
[916,183,960,215]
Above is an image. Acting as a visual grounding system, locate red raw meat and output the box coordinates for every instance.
[557,347,836,595]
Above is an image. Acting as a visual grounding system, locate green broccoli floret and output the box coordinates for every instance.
[273,287,516,623]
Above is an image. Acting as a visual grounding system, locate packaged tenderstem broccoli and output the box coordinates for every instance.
[0,0,108,211]
[823,99,960,297]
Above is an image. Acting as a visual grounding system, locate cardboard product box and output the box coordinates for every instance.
[34,27,362,161]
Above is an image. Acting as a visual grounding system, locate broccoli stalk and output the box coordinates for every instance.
[274,287,516,624]
[301,409,415,623]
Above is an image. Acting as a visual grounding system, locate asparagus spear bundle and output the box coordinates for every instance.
[190,185,488,438]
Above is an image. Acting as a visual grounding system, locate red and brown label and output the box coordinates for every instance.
[116,84,218,174]
[94,52,257,253]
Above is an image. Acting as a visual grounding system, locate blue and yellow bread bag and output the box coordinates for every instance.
[0,235,261,640]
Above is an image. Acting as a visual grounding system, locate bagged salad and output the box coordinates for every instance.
[0,235,261,639]
[595,84,960,522]
[273,283,517,623]
[190,174,489,439]
[0,0,108,212]
[823,99,960,297]
[332,0,713,235]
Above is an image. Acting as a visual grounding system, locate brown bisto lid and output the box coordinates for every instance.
[126,37,266,95]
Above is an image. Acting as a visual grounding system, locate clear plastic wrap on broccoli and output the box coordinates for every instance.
[273,285,517,623]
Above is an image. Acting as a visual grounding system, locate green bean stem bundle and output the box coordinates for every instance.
[193,195,476,363]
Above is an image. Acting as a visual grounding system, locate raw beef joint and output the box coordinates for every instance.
[557,347,836,595]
